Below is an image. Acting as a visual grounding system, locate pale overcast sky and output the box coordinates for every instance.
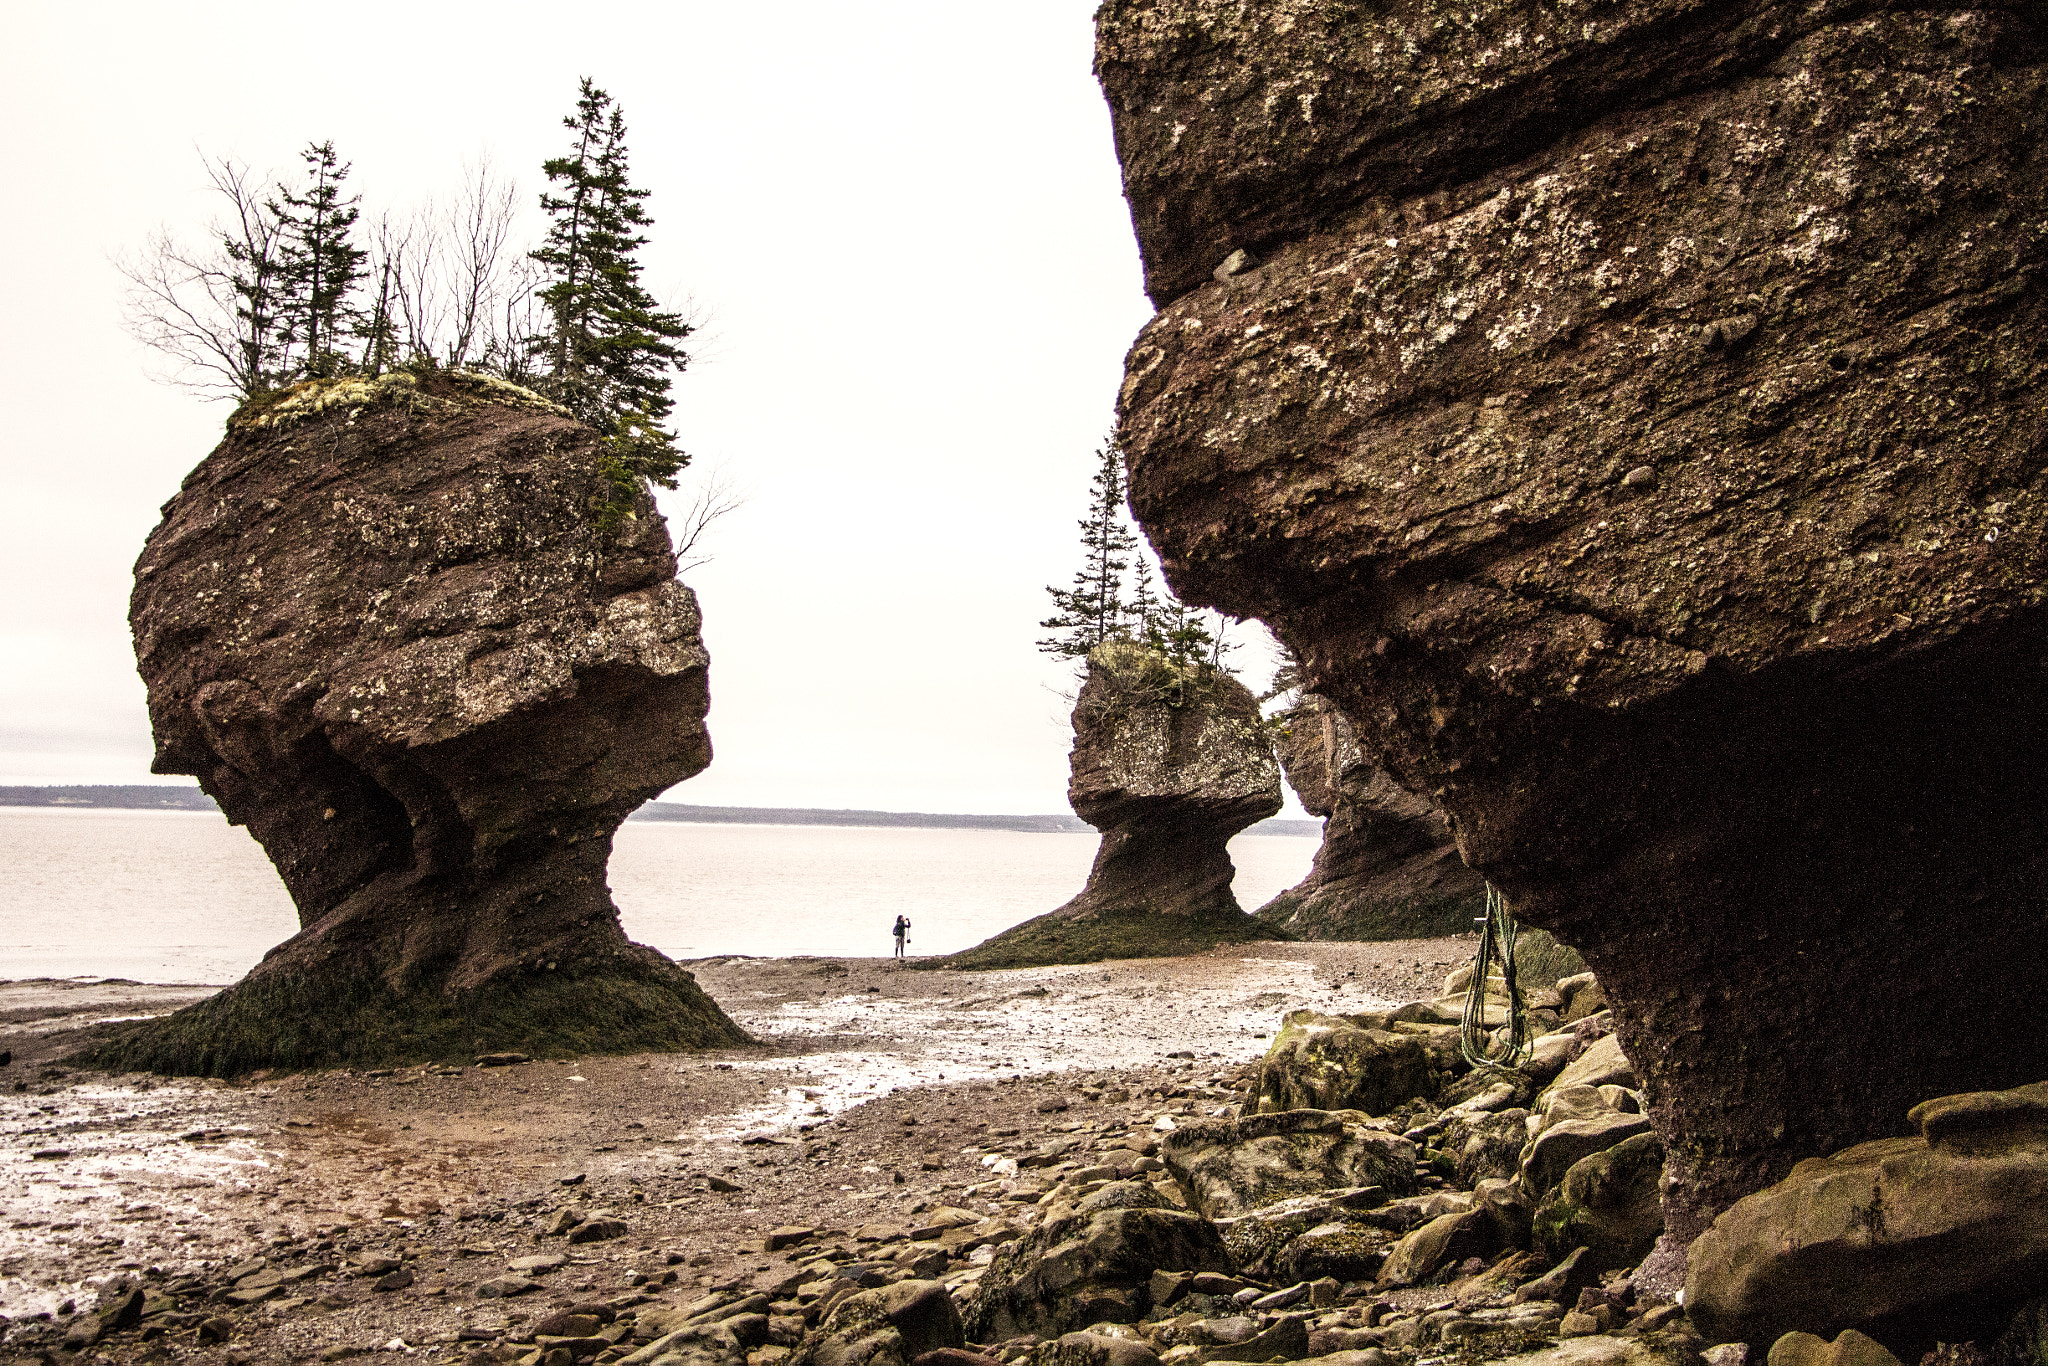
[0,2,1300,817]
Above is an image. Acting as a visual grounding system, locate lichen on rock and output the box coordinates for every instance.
[93,373,747,1075]
[1098,0,2048,1288]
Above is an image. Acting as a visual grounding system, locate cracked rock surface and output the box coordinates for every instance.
[1098,0,2048,1281]
[105,373,746,1075]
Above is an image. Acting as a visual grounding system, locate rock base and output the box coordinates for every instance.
[937,905,1281,972]
[82,943,746,1076]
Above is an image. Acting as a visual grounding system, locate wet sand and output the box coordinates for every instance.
[0,938,1466,1359]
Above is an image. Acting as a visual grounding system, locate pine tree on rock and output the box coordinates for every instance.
[1039,435,1139,658]
[531,78,693,487]
[273,141,365,380]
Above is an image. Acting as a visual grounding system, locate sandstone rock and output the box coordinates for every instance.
[1042,1332,1164,1366]
[1685,1080,2048,1349]
[1444,1108,1532,1188]
[1377,1210,1501,1290]
[1161,1109,1417,1219]
[1249,1012,1439,1117]
[951,643,1279,968]
[1255,695,1482,940]
[98,372,748,1073]
[791,1281,964,1366]
[1100,0,2048,1284]
[1522,1113,1655,1197]
[1545,1037,1637,1098]
[963,1181,1233,1341]
[1533,1133,1664,1274]
[1482,1338,1703,1366]
[1768,1332,1903,1366]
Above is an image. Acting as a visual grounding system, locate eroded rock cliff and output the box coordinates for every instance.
[1098,0,2048,1282]
[98,371,748,1074]
[1258,694,1482,939]
[950,642,1281,968]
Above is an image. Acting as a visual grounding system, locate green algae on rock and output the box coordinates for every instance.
[944,643,1281,970]
[92,384,747,1075]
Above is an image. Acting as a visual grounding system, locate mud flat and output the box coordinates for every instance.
[0,940,1459,1360]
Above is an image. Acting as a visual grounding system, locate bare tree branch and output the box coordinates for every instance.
[670,464,746,573]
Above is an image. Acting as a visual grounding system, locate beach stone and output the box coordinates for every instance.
[1254,694,1481,940]
[1163,1108,1417,1219]
[792,1279,964,1366]
[1206,1314,1310,1363]
[1686,1080,2048,1348]
[1545,1037,1637,1097]
[1767,1332,1902,1366]
[510,1255,565,1273]
[1534,1133,1665,1274]
[1042,1332,1165,1366]
[1099,0,2048,1289]
[1445,1108,1532,1188]
[567,1218,628,1245]
[1250,1012,1440,1116]
[1522,1112,1654,1196]
[1378,1210,1501,1289]
[963,1181,1233,1341]
[477,1277,541,1298]
[948,642,1281,967]
[106,371,748,1075]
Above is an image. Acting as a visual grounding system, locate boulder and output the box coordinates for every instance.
[793,1280,964,1366]
[950,642,1281,968]
[1040,1333,1164,1366]
[1523,1113,1655,1197]
[97,371,747,1073]
[1249,1011,1441,1116]
[1161,1109,1417,1219]
[1546,1037,1637,1097]
[1445,1108,1533,1188]
[1100,0,2048,1287]
[1256,694,1483,939]
[1533,1132,1665,1273]
[1685,1080,2048,1350]
[1767,1332,1904,1366]
[962,1181,1234,1342]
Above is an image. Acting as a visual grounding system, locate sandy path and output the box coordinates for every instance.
[0,938,1467,1353]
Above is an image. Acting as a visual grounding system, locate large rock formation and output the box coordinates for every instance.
[97,371,748,1074]
[1097,0,2048,1284]
[949,642,1281,967]
[1257,694,1483,939]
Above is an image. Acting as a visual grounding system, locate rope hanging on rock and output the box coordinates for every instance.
[1461,883,1532,1071]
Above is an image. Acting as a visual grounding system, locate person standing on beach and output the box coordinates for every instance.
[892,915,911,958]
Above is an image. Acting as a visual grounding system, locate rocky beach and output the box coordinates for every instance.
[0,940,1459,1362]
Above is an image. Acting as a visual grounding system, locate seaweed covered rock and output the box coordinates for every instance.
[1249,1010,1444,1117]
[950,642,1281,968]
[100,371,748,1074]
[1161,1109,1419,1219]
[792,1281,964,1366]
[1685,1080,2048,1351]
[962,1181,1234,1342]
[1533,1132,1665,1275]
[1257,694,1483,939]
[1100,0,2048,1283]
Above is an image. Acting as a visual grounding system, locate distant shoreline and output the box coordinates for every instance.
[0,785,1322,837]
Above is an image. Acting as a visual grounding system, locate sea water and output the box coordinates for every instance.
[0,807,1317,982]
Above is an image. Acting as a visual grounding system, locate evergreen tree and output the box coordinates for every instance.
[531,78,693,486]
[1039,436,1138,658]
[273,141,365,379]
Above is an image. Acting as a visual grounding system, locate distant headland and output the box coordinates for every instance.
[0,785,1319,837]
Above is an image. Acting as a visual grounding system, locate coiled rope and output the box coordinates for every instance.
[1460,883,1532,1070]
